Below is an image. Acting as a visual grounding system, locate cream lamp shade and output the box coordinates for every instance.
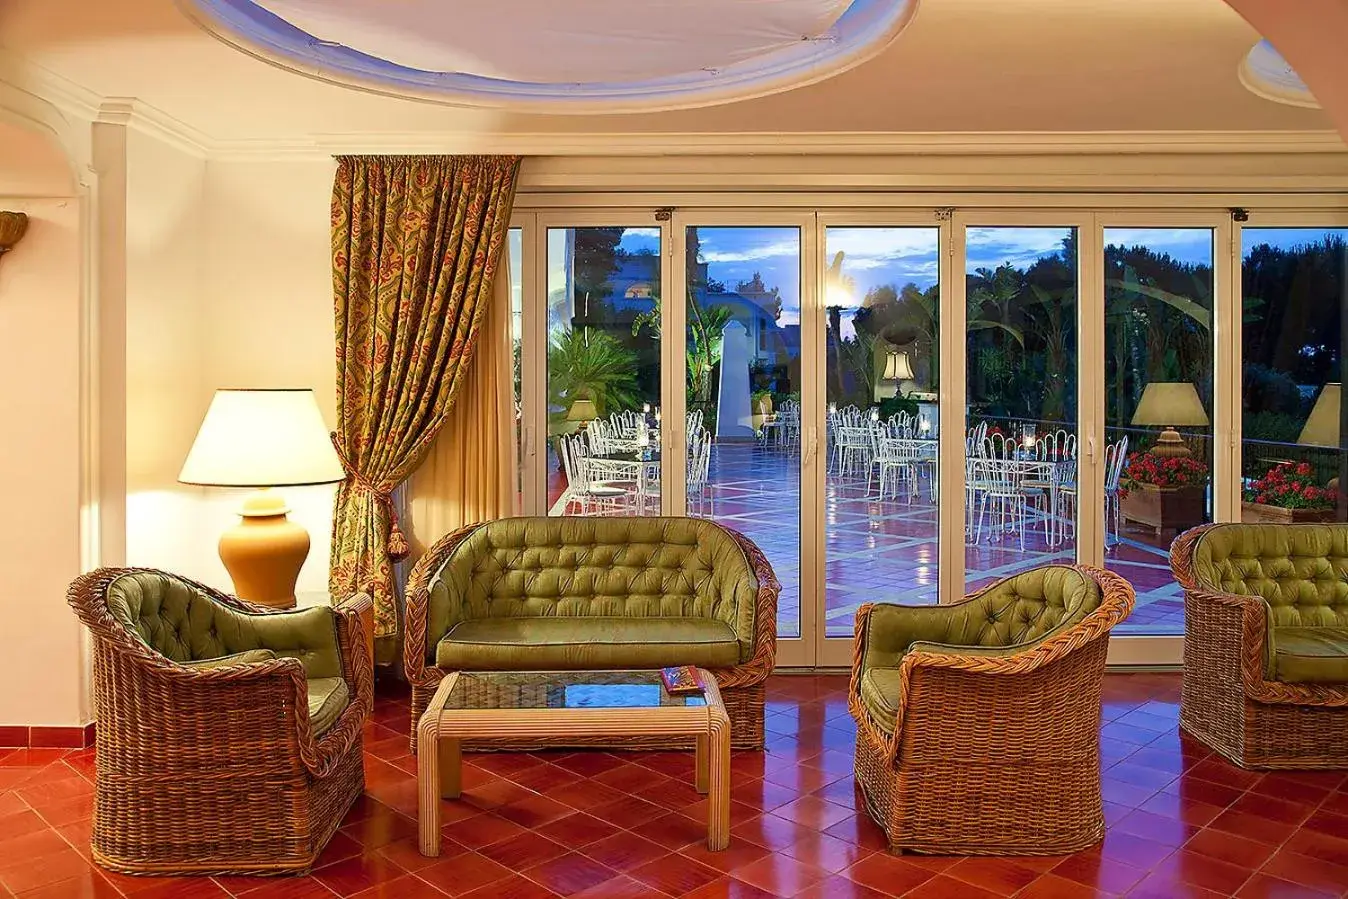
[883,351,915,382]
[180,389,345,488]
[1131,382,1208,459]
[180,389,344,609]
[1298,383,1341,447]
[566,398,598,422]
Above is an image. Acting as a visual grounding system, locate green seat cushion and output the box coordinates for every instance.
[859,667,904,734]
[1271,627,1348,684]
[182,649,276,670]
[307,677,350,736]
[436,617,740,670]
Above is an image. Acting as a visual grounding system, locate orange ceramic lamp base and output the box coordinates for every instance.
[218,489,309,609]
[1148,427,1193,459]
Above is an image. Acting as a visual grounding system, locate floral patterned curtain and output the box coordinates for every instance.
[329,154,520,640]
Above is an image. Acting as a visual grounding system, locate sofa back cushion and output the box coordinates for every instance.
[429,517,758,654]
[1190,524,1348,627]
[946,565,1101,648]
[105,571,342,677]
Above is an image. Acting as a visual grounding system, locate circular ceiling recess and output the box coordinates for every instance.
[180,0,919,113]
[1239,40,1319,109]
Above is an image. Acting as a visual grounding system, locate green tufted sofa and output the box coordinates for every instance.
[1171,523,1348,769]
[67,568,372,875]
[405,516,779,749]
[849,565,1134,855]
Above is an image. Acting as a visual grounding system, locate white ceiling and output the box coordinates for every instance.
[187,0,916,112]
[248,0,855,83]
[0,0,1335,145]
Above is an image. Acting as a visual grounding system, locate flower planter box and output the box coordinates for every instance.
[1240,502,1335,524]
[1121,484,1205,537]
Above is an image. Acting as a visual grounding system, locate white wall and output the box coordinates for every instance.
[200,157,338,592]
[0,123,88,727]
[124,129,211,580]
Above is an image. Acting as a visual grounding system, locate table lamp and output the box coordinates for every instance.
[566,398,598,431]
[1131,382,1209,458]
[179,389,345,608]
[883,351,915,382]
[1298,383,1341,448]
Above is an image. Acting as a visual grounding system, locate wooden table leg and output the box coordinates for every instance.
[694,733,710,794]
[707,708,731,850]
[439,738,461,799]
[417,719,442,856]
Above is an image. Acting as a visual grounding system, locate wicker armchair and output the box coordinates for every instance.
[405,516,778,751]
[1171,523,1348,769]
[67,568,373,875]
[849,565,1134,855]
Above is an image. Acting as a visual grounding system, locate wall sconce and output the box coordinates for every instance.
[0,212,29,262]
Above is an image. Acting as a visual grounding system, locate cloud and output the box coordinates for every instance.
[826,227,940,261]
[700,238,801,264]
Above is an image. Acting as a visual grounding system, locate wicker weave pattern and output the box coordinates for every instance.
[67,568,373,875]
[848,565,1134,855]
[1171,524,1348,769]
[404,521,778,751]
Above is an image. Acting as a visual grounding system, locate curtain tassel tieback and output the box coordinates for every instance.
[331,433,411,562]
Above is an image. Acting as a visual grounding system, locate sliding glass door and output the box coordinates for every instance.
[507,205,1337,668]
[1100,226,1216,637]
[963,225,1080,591]
[821,224,943,640]
[674,214,815,665]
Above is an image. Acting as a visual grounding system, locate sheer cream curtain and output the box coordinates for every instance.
[406,242,518,562]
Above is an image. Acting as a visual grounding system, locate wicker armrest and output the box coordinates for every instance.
[404,523,480,688]
[332,593,374,714]
[715,527,780,690]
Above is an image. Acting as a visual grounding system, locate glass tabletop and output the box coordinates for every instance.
[593,451,662,462]
[442,671,707,711]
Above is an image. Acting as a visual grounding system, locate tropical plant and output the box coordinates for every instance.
[547,327,640,419]
[838,332,878,407]
[1245,462,1337,510]
[630,292,733,408]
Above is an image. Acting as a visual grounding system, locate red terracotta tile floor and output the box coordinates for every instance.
[3,673,1348,898]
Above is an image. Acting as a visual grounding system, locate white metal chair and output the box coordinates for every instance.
[1103,435,1130,547]
[557,435,630,515]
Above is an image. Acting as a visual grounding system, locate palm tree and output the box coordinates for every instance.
[630,291,734,409]
[547,327,641,424]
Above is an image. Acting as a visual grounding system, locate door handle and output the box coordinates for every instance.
[524,426,535,457]
[804,426,818,467]
[1087,435,1097,461]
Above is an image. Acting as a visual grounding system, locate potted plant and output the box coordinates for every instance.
[1242,463,1338,524]
[1119,452,1209,537]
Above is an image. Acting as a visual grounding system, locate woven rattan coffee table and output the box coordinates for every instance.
[417,669,731,856]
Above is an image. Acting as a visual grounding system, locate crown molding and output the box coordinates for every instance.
[203,129,1348,161]
[0,54,210,158]
[2,49,1344,163]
